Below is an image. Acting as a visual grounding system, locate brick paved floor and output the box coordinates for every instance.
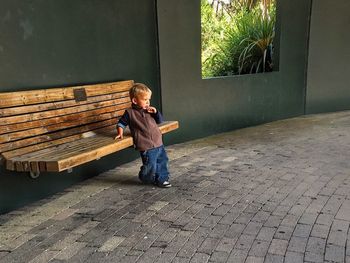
[0,111,349,263]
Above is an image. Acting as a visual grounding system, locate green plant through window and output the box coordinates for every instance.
[201,0,277,78]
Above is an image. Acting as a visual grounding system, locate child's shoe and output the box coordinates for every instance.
[157,181,172,188]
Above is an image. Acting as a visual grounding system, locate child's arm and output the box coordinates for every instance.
[146,107,163,124]
[115,126,124,139]
[115,111,129,140]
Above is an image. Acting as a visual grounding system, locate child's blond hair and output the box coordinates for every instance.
[129,83,152,100]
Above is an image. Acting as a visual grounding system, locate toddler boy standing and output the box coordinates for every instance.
[115,83,171,188]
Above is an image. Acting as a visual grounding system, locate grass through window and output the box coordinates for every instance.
[201,0,277,78]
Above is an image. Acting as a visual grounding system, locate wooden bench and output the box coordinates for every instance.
[0,80,179,178]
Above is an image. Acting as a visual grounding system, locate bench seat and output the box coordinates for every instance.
[3,121,178,173]
[0,80,179,176]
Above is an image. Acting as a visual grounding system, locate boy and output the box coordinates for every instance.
[115,83,171,188]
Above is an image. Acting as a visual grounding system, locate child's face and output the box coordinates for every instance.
[132,92,151,109]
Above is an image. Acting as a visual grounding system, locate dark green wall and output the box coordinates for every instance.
[306,0,350,113]
[0,0,160,96]
[0,0,159,213]
[157,0,312,142]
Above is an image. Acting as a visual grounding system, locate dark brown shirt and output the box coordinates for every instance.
[123,106,163,151]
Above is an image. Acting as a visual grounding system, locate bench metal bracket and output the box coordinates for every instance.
[29,171,40,179]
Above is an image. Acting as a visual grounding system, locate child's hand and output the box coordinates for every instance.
[114,134,123,140]
[146,106,157,114]
[115,127,124,140]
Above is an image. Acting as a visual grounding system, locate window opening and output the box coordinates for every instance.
[201,0,278,78]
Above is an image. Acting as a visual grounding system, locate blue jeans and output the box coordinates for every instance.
[139,145,169,184]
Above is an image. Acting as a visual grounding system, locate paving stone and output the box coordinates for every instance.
[133,234,159,251]
[155,227,179,244]
[185,203,206,216]
[324,244,345,263]
[248,240,270,257]
[305,237,326,262]
[53,241,87,260]
[224,223,245,239]
[281,214,300,227]
[209,251,230,262]
[234,234,255,251]
[114,221,141,236]
[274,225,293,240]
[215,237,237,253]
[256,227,276,242]
[305,195,330,214]
[245,256,264,263]
[327,230,347,247]
[284,251,304,263]
[287,236,308,253]
[331,219,349,233]
[293,224,312,238]
[153,252,176,263]
[53,208,79,221]
[261,202,279,214]
[208,223,229,239]
[251,211,271,224]
[264,215,283,228]
[212,205,232,217]
[271,205,290,217]
[126,249,143,256]
[118,254,140,263]
[243,222,264,237]
[98,236,125,252]
[263,253,284,263]
[118,231,147,249]
[0,252,10,260]
[193,207,216,220]
[47,259,66,263]
[235,212,255,224]
[163,230,192,253]
[136,247,163,263]
[197,237,220,255]
[316,213,334,226]
[219,211,240,225]
[182,218,205,232]
[64,246,97,263]
[268,239,288,256]
[0,240,43,263]
[177,235,204,258]
[201,215,222,228]
[226,249,248,263]
[189,252,210,263]
[322,195,345,216]
[310,224,330,239]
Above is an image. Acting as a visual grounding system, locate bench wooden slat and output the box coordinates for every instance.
[0,119,117,153]
[4,126,118,171]
[0,96,130,126]
[0,109,125,144]
[1,126,115,160]
[0,91,130,117]
[0,101,131,135]
[45,138,134,172]
[9,136,114,172]
[11,136,112,163]
[30,137,114,164]
[0,80,133,108]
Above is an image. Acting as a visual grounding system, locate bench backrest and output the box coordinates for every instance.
[0,80,133,160]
